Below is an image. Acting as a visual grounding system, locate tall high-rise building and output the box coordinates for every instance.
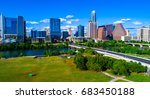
[17,16,26,42]
[0,14,26,43]
[105,24,113,36]
[97,26,106,41]
[137,26,150,42]
[88,21,97,39]
[105,24,114,40]
[112,23,126,40]
[78,25,84,37]
[0,14,5,42]
[87,10,97,40]
[49,18,61,42]
[68,27,73,37]
[87,21,92,38]
[91,10,96,22]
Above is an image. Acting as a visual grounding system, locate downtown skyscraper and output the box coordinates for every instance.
[0,14,26,43]
[78,25,84,37]
[88,10,97,40]
[49,18,61,42]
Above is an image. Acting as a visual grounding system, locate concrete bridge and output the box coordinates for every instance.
[126,43,150,48]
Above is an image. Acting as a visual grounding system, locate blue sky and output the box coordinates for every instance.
[0,0,150,36]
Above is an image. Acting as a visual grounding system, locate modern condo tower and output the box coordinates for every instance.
[137,26,150,42]
[97,26,106,41]
[0,14,26,43]
[49,18,61,42]
[88,10,97,40]
[78,25,84,37]
[105,24,114,37]
[0,14,4,42]
[91,10,96,22]
[97,24,114,41]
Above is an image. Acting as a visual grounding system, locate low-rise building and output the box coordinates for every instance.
[137,26,150,42]
[31,30,46,43]
[121,36,131,41]
[112,23,126,40]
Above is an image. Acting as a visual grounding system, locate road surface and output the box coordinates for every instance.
[69,44,150,68]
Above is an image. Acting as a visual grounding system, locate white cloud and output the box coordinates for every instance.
[70,19,80,22]
[40,19,50,23]
[65,19,80,24]
[132,21,142,25]
[26,27,33,32]
[66,15,74,19]
[27,21,39,25]
[114,20,124,24]
[66,21,72,24]
[121,18,131,21]
[61,25,77,31]
[26,27,33,29]
[114,18,131,24]
[44,26,50,29]
[59,18,67,22]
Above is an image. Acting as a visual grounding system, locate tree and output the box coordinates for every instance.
[113,60,130,76]
[67,50,76,55]
[78,48,85,53]
[86,56,102,71]
[84,48,97,55]
[74,54,87,70]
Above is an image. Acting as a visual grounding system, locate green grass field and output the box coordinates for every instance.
[0,56,112,82]
[126,73,150,82]
[106,69,150,82]
[115,80,127,82]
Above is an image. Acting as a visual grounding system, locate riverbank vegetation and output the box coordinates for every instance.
[0,42,68,51]
[79,40,150,56]
[74,48,148,76]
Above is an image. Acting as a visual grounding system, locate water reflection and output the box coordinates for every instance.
[0,48,69,58]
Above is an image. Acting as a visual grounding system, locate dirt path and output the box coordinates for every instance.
[102,72,133,82]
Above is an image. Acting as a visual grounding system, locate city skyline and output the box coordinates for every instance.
[1,0,150,36]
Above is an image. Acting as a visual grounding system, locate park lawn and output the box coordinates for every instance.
[115,80,127,82]
[106,70,150,82]
[126,73,150,82]
[0,56,112,82]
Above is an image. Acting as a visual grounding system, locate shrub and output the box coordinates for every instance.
[74,54,87,70]
[113,60,130,76]
[67,50,76,55]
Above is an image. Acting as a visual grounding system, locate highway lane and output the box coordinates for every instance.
[93,48,150,64]
[69,44,150,65]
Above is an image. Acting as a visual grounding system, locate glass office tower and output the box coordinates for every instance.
[0,14,5,42]
[49,18,61,42]
[17,16,25,42]
[0,15,26,43]
[78,25,84,37]
[91,10,96,22]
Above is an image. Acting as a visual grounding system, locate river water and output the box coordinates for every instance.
[0,48,69,58]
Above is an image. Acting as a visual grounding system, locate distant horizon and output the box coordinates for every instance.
[1,0,150,36]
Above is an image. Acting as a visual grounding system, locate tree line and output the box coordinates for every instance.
[80,40,150,55]
[0,42,68,51]
[74,48,148,76]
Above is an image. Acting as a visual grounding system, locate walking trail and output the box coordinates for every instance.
[102,72,133,82]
